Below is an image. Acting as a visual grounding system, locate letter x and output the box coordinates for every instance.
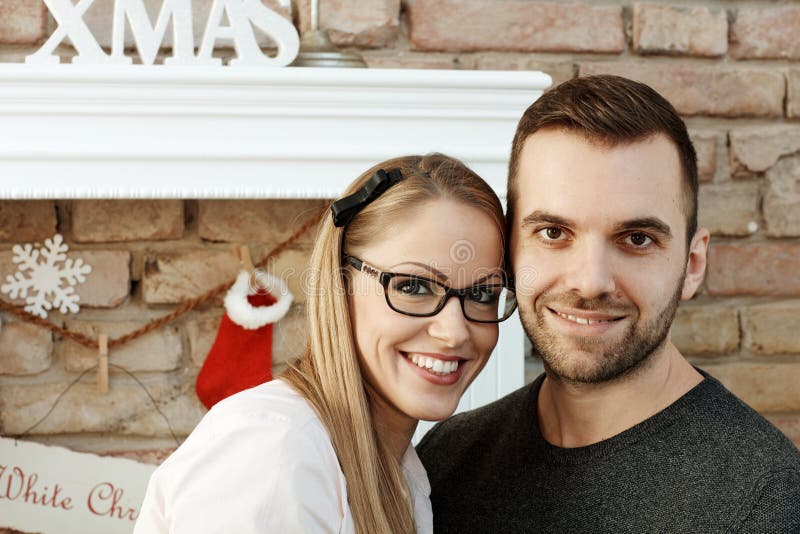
[27,0,106,64]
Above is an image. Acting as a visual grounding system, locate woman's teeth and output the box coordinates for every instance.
[409,354,459,375]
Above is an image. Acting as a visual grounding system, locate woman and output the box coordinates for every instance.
[134,154,517,533]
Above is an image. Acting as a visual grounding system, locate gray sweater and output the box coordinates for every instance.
[417,371,800,533]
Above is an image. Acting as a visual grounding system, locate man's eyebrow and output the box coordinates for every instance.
[520,210,576,228]
[613,217,673,238]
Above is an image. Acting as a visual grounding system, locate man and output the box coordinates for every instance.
[417,75,800,532]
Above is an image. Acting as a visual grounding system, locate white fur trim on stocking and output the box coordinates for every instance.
[224,270,293,330]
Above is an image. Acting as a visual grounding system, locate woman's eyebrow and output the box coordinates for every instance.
[391,263,504,285]
[472,272,505,285]
[391,261,448,280]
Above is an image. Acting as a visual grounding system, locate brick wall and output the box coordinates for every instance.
[0,0,798,467]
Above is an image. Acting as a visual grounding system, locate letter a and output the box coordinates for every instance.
[197,0,299,67]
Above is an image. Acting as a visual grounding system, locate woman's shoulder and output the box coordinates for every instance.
[136,379,350,533]
[156,379,335,476]
[207,378,322,431]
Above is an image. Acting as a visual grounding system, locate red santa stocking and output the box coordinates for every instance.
[196,270,293,409]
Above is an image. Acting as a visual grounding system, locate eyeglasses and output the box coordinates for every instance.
[344,256,517,323]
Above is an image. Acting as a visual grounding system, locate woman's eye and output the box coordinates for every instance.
[537,227,566,241]
[468,287,497,304]
[625,233,653,248]
[396,279,431,295]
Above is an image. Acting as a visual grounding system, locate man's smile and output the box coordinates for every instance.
[545,306,628,336]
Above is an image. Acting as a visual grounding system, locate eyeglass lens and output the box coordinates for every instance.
[386,275,516,322]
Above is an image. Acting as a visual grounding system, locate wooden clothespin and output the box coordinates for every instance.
[235,244,255,273]
[97,334,109,394]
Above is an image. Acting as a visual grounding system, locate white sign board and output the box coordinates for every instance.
[0,437,155,534]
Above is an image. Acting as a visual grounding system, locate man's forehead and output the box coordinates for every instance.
[516,130,685,227]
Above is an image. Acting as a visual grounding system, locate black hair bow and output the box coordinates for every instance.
[331,168,404,227]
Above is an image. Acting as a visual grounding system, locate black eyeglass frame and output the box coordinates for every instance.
[344,255,517,324]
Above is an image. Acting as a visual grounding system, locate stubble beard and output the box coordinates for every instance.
[520,275,685,385]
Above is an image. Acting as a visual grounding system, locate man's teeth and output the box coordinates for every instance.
[409,354,459,375]
[556,310,617,325]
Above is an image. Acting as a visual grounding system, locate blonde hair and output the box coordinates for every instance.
[281,154,505,533]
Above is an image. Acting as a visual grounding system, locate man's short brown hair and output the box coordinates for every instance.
[507,75,698,246]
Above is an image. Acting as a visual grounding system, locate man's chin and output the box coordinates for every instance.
[541,353,626,384]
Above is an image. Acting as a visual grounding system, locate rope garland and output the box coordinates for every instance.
[0,210,322,350]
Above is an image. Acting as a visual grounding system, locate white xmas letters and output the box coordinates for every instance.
[25,0,300,67]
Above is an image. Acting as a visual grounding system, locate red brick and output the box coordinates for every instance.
[766,414,800,449]
[632,3,727,57]
[690,132,717,182]
[72,200,184,243]
[296,0,399,48]
[198,199,326,248]
[698,182,760,236]
[0,379,206,436]
[730,6,800,59]
[255,248,312,305]
[704,363,800,413]
[729,127,800,177]
[672,304,739,355]
[579,63,785,118]
[741,301,800,355]
[185,312,224,366]
[0,201,57,242]
[84,0,292,49]
[0,322,52,375]
[71,250,131,307]
[269,305,307,365]
[59,320,182,373]
[142,249,237,305]
[0,0,46,45]
[764,155,800,237]
[362,51,463,70]
[409,1,624,53]
[0,249,130,309]
[707,243,800,297]
[789,69,800,120]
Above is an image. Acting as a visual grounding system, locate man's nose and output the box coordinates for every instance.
[564,238,617,299]
[427,296,470,349]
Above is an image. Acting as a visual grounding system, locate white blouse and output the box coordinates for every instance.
[133,379,433,534]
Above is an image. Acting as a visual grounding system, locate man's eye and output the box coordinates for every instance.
[626,233,653,247]
[537,227,566,241]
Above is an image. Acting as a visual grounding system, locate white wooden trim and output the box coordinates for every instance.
[0,64,550,199]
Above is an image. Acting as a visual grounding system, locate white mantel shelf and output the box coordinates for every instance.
[0,64,551,199]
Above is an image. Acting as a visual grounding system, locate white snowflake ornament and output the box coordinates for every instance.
[1,234,92,319]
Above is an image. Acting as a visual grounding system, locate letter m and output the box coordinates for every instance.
[112,0,195,65]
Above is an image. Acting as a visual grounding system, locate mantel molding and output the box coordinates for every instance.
[0,64,550,199]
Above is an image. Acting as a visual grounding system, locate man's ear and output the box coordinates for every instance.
[681,228,710,301]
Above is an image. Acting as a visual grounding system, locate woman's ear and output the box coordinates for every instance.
[681,228,710,301]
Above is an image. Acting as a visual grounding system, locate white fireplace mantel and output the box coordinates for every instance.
[0,64,550,437]
[0,64,550,199]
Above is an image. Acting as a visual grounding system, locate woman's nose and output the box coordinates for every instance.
[427,296,471,349]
